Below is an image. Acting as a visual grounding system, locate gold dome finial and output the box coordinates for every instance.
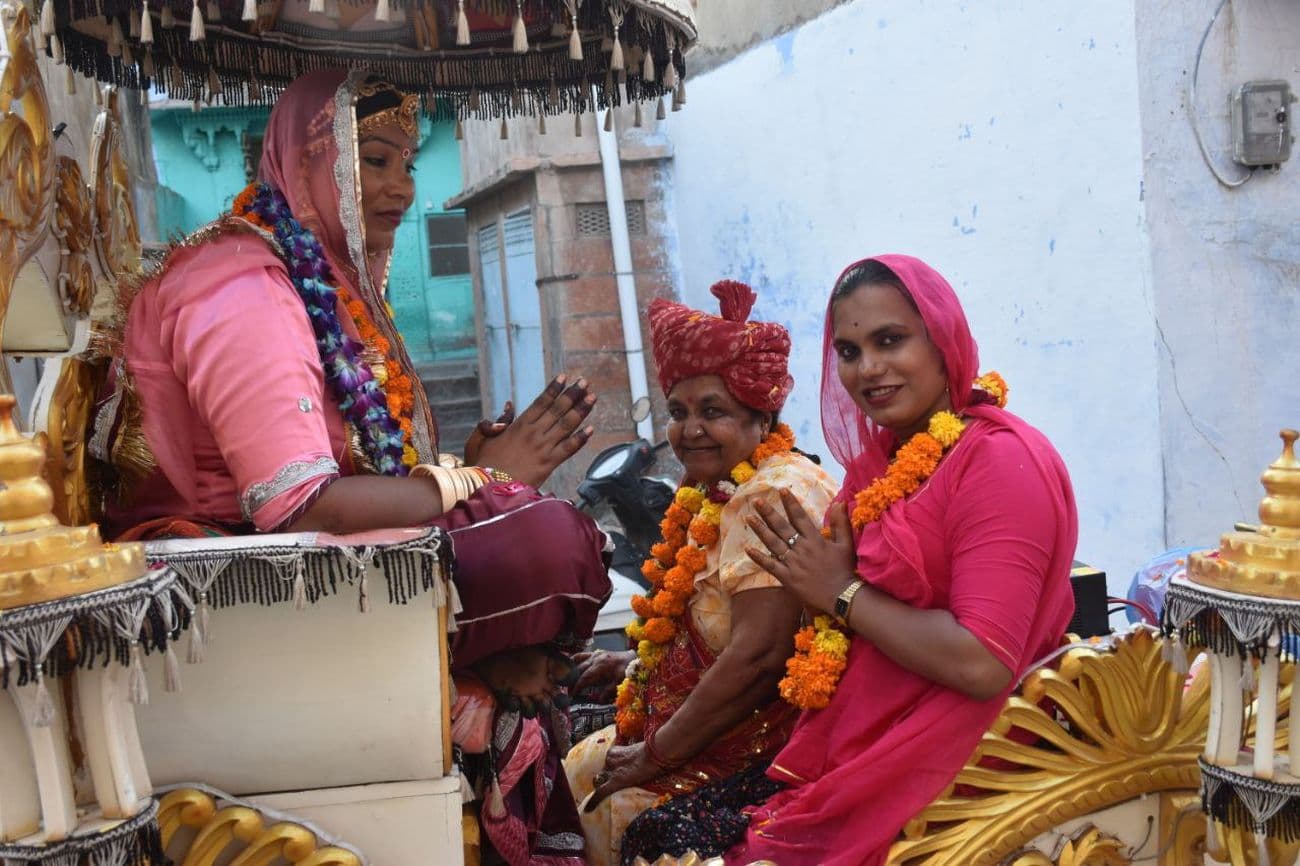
[0,394,146,610]
[0,394,59,535]
[1189,428,1300,599]
[1259,429,1300,539]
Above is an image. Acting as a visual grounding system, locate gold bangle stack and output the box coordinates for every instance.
[411,464,490,512]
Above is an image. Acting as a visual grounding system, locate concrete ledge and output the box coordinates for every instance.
[445,144,674,210]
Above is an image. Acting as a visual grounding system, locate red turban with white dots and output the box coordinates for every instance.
[648,280,793,413]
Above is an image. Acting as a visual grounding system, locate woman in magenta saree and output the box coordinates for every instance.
[727,254,1079,866]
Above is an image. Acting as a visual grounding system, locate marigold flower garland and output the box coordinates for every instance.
[615,424,796,740]
[780,373,1008,710]
[231,182,414,474]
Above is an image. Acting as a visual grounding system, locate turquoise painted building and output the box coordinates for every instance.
[150,101,480,448]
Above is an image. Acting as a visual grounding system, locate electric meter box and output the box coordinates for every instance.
[1230,80,1293,167]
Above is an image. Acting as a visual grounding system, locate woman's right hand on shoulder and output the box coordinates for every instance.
[571,648,635,703]
[472,375,596,488]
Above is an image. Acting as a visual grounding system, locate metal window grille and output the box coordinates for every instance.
[575,201,647,237]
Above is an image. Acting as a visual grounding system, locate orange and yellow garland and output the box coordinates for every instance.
[780,373,1009,710]
[615,424,796,740]
[337,286,419,469]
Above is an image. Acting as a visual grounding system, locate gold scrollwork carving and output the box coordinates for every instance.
[0,1,56,390]
[158,789,363,866]
[89,89,141,283]
[41,357,94,526]
[889,629,1221,865]
[1158,792,1206,866]
[53,155,96,316]
[1009,826,1130,866]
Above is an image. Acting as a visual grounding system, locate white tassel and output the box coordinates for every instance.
[468,88,480,111]
[65,64,76,94]
[454,118,463,141]
[207,65,221,97]
[121,39,134,65]
[198,595,211,646]
[107,19,123,56]
[374,0,389,23]
[161,3,174,27]
[633,101,643,127]
[487,776,506,819]
[455,0,469,45]
[1241,656,1255,692]
[512,4,527,53]
[241,0,255,22]
[574,110,583,137]
[129,8,141,37]
[662,58,677,90]
[674,80,686,109]
[655,96,665,120]
[1162,636,1190,675]
[32,668,56,727]
[163,645,182,692]
[128,643,149,705]
[40,0,55,35]
[142,49,154,75]
[642,48,654,82]
[50,32,64,64]
[190,0,204,40]
[308,0,323,12]
[610,35,623,71]
[206,0,219,20]
[359,571,370,613]
[499,117,508,140]
[568,16,582,60]
[603,108,612,132]
[186,617,205,663]
[548,77,559,106]
[1257,830,1271,866]
[140,86,148,105]
[292,566,306,611]
[537,112,546,135]
[140,4,153,42]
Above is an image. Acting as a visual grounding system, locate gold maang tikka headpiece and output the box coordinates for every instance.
[355,80,421,141]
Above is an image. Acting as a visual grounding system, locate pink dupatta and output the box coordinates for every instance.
[728,255,1078,866]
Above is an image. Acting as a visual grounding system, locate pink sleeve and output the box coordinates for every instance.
[946,430,1060,673]
[161,264,339,531]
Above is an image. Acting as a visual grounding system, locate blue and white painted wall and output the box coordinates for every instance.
[665,0,1298,590]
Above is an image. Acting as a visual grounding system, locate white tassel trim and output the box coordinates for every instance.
[128,642,149,705]
[241,0,256,22]
[206,0,219,19]
[603,108,613,132]
[374,0,390,23]
[537,112,547,135]
[129,8,141,37]
[663,58,678,90]
[610,36,623,71]
[107,19,123,56]
[32,668,56,727]
[189,0,205,41]
[1240,656,1255,692]
[359,571,370,613]
[1162,636,1190,676]
[65,64,76,94]
[308,0,323,12]
[50,32,64,64]
[633,101,643,127]
[292,565,307,611]
[142,49,154,75]
[487,776,506,819]
[512,6,527,53]
[454,118,463,140]
[140,5,154,42]
[656,96,666,120]
[161,3,175,26]
[568,17,582,61]
[641,48,654,82]
[499,117,508,140]
[574,110,583,137]
[163,644,182,692]
[455,0,469,45]
[40,0,55,35]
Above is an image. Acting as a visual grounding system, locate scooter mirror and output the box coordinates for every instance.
[630,395,653,424]
[589,445,634,480]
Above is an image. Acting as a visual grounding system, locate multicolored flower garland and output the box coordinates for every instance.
[780,373,1009,710]
[615,423,797,740]
[231,182,414,475]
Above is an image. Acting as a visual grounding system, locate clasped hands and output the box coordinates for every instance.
[464,374,596,488]
[745,490,858,615]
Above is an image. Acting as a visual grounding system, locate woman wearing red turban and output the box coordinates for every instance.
[563,280,838,866]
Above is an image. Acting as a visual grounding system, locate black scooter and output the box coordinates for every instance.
[576,438,675,589]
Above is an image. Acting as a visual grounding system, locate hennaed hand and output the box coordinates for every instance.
[473,375,596,487]
[586,743,661,811]
[745,493,857,614]
[463,401,515,466]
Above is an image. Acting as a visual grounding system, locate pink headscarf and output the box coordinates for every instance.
[729,255,1079,865]
[259,69,437,460]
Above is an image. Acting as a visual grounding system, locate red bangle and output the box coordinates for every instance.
[643,727,685,770]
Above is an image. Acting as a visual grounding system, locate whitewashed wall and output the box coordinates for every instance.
[1136,0,1300,550]
[667,0,1168,590]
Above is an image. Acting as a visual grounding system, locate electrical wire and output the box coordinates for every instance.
[1189,0,1254,188]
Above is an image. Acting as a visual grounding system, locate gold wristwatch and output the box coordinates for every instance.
[834,579,864,626]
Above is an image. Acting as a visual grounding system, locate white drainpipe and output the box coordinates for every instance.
[595,98,654,442]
